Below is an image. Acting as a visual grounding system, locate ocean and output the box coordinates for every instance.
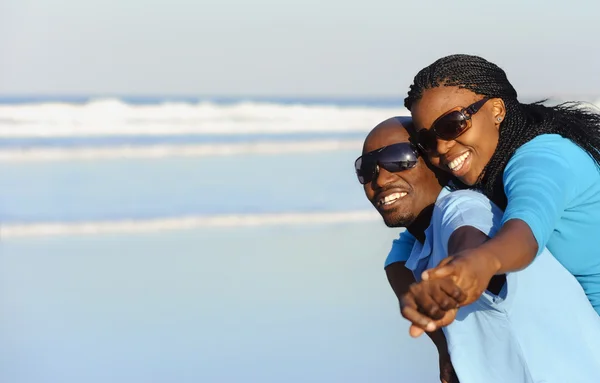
[1,95,598,383]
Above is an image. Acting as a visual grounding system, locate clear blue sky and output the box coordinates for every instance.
[1,0,599,97]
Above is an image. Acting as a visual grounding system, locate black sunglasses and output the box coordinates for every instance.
[416,98,489,153]
[355,142,419,185]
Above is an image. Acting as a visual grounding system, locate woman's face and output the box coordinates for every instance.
[410,86,506,185]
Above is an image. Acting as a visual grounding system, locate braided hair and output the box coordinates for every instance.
[404,54,600,209]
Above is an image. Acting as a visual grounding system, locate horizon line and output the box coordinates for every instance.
[0,93,598,100]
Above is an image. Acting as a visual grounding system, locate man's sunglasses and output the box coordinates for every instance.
[355,142,419,185]
[416,97,489,153]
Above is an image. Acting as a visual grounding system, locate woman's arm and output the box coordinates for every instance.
[465,220,537,274]
[424,136,580,300]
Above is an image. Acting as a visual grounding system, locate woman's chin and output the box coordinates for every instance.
[460,171,481,186]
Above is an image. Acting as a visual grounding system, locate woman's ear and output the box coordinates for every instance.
[491,98,506,130]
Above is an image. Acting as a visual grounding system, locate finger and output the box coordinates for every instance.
[437,256,455,268]
[422,263,456,281]
[409,324,427,337]
[426,279,462,310]
[433,308,458,328]
[431,289,461,311]
[422,257,454,281]
[401,304,436,332]
[413,289,446,320]
[439,279,467,304]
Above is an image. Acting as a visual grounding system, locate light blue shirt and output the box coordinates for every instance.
[386,134,600,314]
[502,134,600,314]
[405,188,600,383]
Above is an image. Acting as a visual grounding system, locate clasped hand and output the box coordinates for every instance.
[400,249,499,337]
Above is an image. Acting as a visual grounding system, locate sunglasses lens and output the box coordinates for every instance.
[355,156,375,184]
[355,143,418,184]
[434,111,469,140]
[379,160,417,173]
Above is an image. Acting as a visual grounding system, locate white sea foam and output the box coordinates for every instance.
[2,98,599,138]
[3,98,599,161]
[0,99,403,137]
[0,210,381,238]
[0,139,363,162]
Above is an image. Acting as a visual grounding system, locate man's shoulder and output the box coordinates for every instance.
[384,230,416,268]
[435,189,497,216]
[432,189,503,238]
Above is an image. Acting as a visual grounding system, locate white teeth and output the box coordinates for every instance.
[378,192,408,206]
[448,152,470,172]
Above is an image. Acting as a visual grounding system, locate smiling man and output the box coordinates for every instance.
[357,117,600,383]
[357,116,458,382]
[358,117,445,228]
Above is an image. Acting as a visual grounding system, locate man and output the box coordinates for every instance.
[356,116,458,382]
[357,117,600,383]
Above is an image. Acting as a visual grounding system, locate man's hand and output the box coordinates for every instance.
[439,351,460,383]
[399,275,465,337]
[421,248,500,307]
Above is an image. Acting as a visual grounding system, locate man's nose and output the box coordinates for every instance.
[374,164,397,188]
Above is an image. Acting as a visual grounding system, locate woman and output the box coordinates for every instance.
[389,54,600,329]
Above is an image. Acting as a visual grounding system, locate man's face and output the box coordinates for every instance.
[361,118,443,227]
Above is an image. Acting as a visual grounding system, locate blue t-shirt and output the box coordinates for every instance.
[386,134,600,314]
[405,189,600,383]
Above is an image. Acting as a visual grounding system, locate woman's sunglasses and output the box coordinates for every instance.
[416,97,489,153]
[355,142,419,185]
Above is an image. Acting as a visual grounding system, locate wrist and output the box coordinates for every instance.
[478,244,503,275]
[454,245,502,276]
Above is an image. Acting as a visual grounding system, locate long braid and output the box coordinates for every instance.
[404,54,600,209]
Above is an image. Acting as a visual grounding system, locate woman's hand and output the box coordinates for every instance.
[421,248,501,307]
[399,272,465,337]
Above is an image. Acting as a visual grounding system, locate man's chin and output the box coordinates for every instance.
[381,212,415,228]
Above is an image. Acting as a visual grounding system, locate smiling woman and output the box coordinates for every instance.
[411,94,499,185]
[394,53,600,318]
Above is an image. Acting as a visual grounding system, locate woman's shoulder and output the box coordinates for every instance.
[511,134,594,163]
[505,134,599,186]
